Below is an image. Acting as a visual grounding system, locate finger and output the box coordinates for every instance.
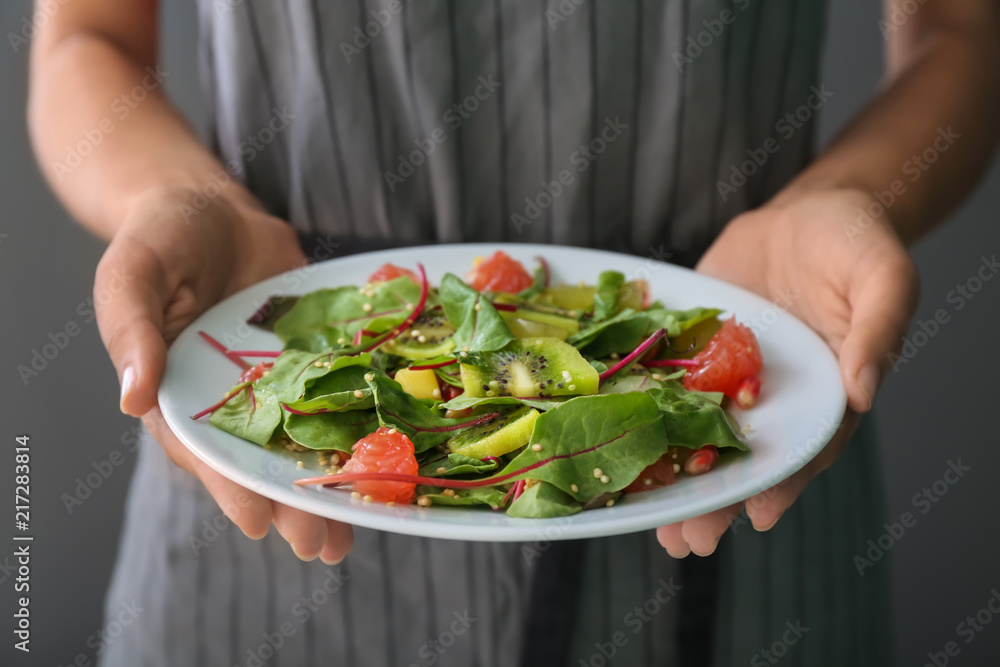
[839,254,919,412]
[94,237,169,417]
[680,503,742,556]
[272,503,330,561]
[144,408,273,539]
[744,414,857,529]
[744,472,802,532]
[319,520,355,565]
[656,523,691,558]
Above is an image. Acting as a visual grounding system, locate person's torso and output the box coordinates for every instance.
[197,0,827,259]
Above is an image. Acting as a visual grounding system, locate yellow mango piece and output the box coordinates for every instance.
[394,368,441,400]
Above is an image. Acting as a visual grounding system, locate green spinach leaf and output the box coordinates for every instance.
[498,393,667,502]
[593,270,625,322]
[506,481,583,518]
[648,381,748,451]
[274,277,422,351]
[568,309,650,357]
[439,273,517,352]
[366,373,482,452]
[418,453,500,477]
[284,410,379,452]
[415,486,508,509]
[643,307,722,338]
[209,385,283,447]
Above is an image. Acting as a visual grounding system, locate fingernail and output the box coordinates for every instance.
[320,555,344,566]
[691,545,718,557]
[242,528,268,541]
[119,366,136,414]
[856,364,879,411]
[292,546,318,562]
[754,514,782,532]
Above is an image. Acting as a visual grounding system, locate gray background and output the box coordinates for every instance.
[1,1,998,665]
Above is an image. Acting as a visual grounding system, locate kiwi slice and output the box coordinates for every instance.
[544,285,596,312]
[494,298,581,335]
[503,316,570,341]
[447,406,540,459]
[384,311,456,360]
[460,338,599,398]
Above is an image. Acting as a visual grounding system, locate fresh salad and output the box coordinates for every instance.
[192,251,763,519]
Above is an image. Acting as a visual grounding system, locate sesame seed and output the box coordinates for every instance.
[462,345,470,352]
[362,303,373,313]
[406,303,415,309]
[386,501,395,506]
[314,361,324,367]
[672,463,681,473]
[600,475,610,484]
[262,370,270,376]
[417,496,432,507]
[568,384,576,391]
[351,491,362,499]
[535,339,543,345]
[331,454,340,465]
[442,489,455,497]
[593,468,603,478]
[610,353,620,360]
[353,390,365,398]
[459,351,468,358]
[486,390,495,397]
[387,428,397,435]
[670,451,678,459]
[644,478,652,486]
[436,467,448,473]
[432,388,442,399]
[296,461,305,468]
[605,498,615,507]
[570,484,579,493]
[410,329,421,337]
[418,335,427,343]
[531,443,543,452]
[454,494,461,499]
[337,337,347,344]
[364,373,374,382]
[362,495,373,502]
[323,361,332,368]
[474,303,482,311]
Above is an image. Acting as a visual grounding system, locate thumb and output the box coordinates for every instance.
[94,237,168,417]
[837,255,919,413]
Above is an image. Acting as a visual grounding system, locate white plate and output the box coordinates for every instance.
[159,243,845,542]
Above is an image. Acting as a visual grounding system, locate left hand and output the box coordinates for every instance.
[657,187,920,557]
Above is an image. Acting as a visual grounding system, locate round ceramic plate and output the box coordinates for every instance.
[159,243,845,542]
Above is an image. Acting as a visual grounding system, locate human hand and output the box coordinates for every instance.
[657,188,919,557]
[95,186,353,563]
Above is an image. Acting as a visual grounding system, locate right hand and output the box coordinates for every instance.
[95,185,354,563]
